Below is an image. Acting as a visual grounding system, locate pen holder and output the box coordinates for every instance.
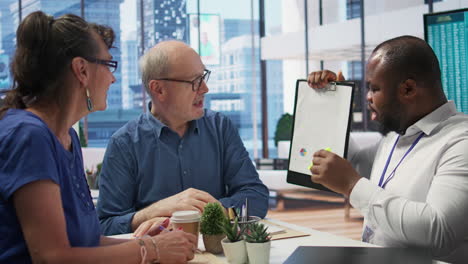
[235,216,261,229]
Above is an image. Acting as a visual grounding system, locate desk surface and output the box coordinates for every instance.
[111,218,447,264]
[265,218,375,264]
[111,218,375,264]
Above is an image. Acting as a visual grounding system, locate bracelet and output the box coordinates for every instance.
[137,239,147,264]
[144,235,160,264]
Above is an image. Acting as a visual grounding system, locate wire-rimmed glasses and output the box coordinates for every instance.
[156,69,211,92]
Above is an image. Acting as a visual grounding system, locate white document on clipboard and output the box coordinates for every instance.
[287,80,354,191]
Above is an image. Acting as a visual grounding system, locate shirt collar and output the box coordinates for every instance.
[403,101,457,137]
[145,112,165,138]
[188,119,200,135]
[145,112,200,138]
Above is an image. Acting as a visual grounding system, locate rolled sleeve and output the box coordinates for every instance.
[219,116,269,218]
[349,177,382,217]
[97,137,137,235]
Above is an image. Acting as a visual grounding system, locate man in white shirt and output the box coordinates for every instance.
[308,35,468,263]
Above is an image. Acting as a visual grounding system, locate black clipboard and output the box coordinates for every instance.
[286,80,354,192]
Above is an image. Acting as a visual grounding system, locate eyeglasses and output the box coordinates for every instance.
[84,57,118,73]
[156,69,211,92]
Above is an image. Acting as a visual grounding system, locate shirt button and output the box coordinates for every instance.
[179,145,183,149]
[81,193,85,197]
[183,170,187,174]
[76,184,80,188]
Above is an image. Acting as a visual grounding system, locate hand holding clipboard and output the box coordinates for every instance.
[287,70,359,196]
[307,70,345,88]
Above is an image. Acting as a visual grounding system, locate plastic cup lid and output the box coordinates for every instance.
[171,210,201,223]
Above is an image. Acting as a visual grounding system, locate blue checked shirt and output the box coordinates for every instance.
[97,109,269,235]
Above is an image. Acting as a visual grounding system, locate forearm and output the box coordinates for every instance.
[131,203,166,232]
[32,239,156,264]
[100,235,131,246]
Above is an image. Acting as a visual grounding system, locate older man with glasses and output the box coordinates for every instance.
[96,40,269,236]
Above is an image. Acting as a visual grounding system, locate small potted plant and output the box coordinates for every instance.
[220,217,247,264]
[85,167,96,189]
[200,203,226,254]
[274,113,293,158]
[93,162,102,189]
[245,222,271,264]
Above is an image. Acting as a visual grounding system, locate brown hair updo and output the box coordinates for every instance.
[0,11,114,117]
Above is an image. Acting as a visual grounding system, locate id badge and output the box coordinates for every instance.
[362,225,374,243]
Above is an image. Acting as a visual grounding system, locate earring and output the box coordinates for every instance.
[86,89,93,112]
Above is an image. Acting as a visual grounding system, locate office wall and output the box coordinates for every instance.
[263,0,468,62]
[263,0,468,116]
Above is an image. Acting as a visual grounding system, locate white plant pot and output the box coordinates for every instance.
[221,238,247,264]
[277,140,291,159]
[246,241,271,264]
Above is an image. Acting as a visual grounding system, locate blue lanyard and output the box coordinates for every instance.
[378,132,425,188]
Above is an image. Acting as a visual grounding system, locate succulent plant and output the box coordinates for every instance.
[200,202,225,235]
[244,222,271,243]
[220,216,245,242]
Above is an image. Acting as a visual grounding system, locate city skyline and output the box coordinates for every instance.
[0,0,284,158]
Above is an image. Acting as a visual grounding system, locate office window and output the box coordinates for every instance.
[0,0,18,91]
[346,0,361,20]
[210,99,244,112]
[21,0,81,19]
[347,61,362,80]
[85,0,123,111]
[192,0,261,158]
[0,0,81,92]
[83,0,138,147]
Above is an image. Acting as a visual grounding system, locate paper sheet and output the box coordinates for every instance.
[289,81,353,175]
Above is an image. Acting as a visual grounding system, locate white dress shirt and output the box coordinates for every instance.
[349,101,468,263]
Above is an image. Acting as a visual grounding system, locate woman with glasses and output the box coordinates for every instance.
[0,11,195,263]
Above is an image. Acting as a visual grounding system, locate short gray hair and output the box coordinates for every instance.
[139,46,170,93]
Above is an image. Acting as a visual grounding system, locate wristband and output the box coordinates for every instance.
[144,235,160,264]
[137,239,147,264]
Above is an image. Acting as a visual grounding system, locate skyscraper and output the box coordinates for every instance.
[84,0,124,109]
[0,0,19,89]
[137,0,188,54]
[131,0,188,108]
[3,0,124,109]
[205,18,283,158]
[2,0,126,147]
[121,30,140,109]
[206,33,283,158]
